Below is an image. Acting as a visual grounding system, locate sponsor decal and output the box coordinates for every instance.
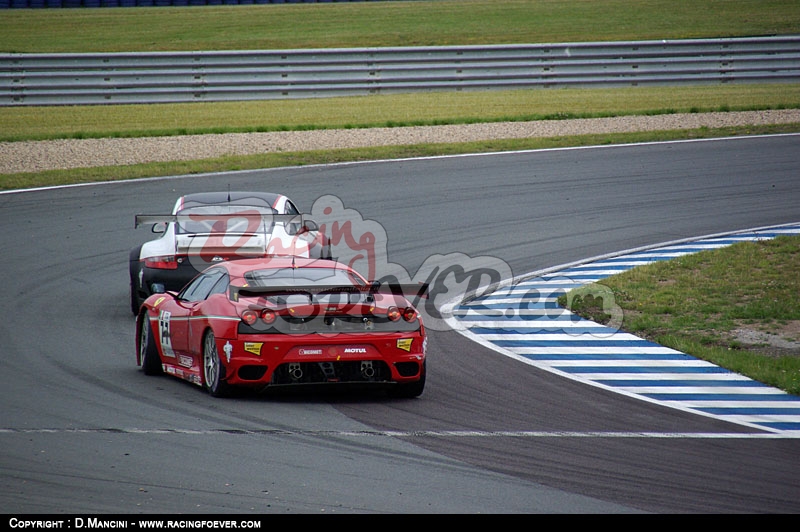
[343,347,367,354]
[178,355,193,368]
[396,338,413,352]
[299,348,323,355]
[154,296,165,307]
[224,341,233,363]
[244,342,263,356]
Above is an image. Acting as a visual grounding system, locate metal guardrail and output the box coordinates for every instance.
[1,36,799,106]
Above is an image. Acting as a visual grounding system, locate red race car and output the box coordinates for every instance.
[136,257,428,398]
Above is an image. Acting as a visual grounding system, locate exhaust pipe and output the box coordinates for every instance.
[360,361,375,379]
[288,363,303,380]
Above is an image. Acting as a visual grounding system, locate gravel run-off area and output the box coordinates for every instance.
[1,109,799,174]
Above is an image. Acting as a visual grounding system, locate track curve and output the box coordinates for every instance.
[449,224,800,434]
[1,134,799,513]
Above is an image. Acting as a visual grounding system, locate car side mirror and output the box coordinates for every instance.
[289,219,319,235]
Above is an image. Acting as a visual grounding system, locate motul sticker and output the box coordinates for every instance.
[244,342,263,356]
[343,347,367,354]
[396,338,413,352]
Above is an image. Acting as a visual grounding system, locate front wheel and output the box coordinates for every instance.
[203,331,232,398]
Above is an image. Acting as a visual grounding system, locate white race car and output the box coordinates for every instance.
[129,191,330,315]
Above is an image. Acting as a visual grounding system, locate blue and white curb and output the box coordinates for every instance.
[446,223,800,435]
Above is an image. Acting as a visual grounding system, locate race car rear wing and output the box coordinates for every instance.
[135,213,316,229]
[232,282,429,302]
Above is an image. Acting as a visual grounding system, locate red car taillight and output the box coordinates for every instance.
[143,255,179,270]
[241,310,258,325]
[402,307,418,322]
[242,309,276,326]
[387,306,401,321]
[260,309,276,324]
[387,306,418,322]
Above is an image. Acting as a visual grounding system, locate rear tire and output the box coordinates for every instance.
[389,362,426,398]
[138,312,162,376]
[129,246,144,316]
[203,330,232,398]
[130,280,143,317]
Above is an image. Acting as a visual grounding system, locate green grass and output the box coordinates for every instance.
[2,0,799,53]
[4,84,800,142]
[560,236,800,395]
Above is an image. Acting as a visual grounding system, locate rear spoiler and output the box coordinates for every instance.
[134,213,315,229]
[232,282,429,302]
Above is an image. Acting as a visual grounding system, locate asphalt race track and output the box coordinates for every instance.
[1,134,799,513]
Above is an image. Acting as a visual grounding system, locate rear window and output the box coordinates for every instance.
[175,205,278,235]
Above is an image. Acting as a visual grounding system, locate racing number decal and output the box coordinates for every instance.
[158,310,176,358]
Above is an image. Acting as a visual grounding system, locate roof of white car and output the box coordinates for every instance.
[178,191,284,211]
